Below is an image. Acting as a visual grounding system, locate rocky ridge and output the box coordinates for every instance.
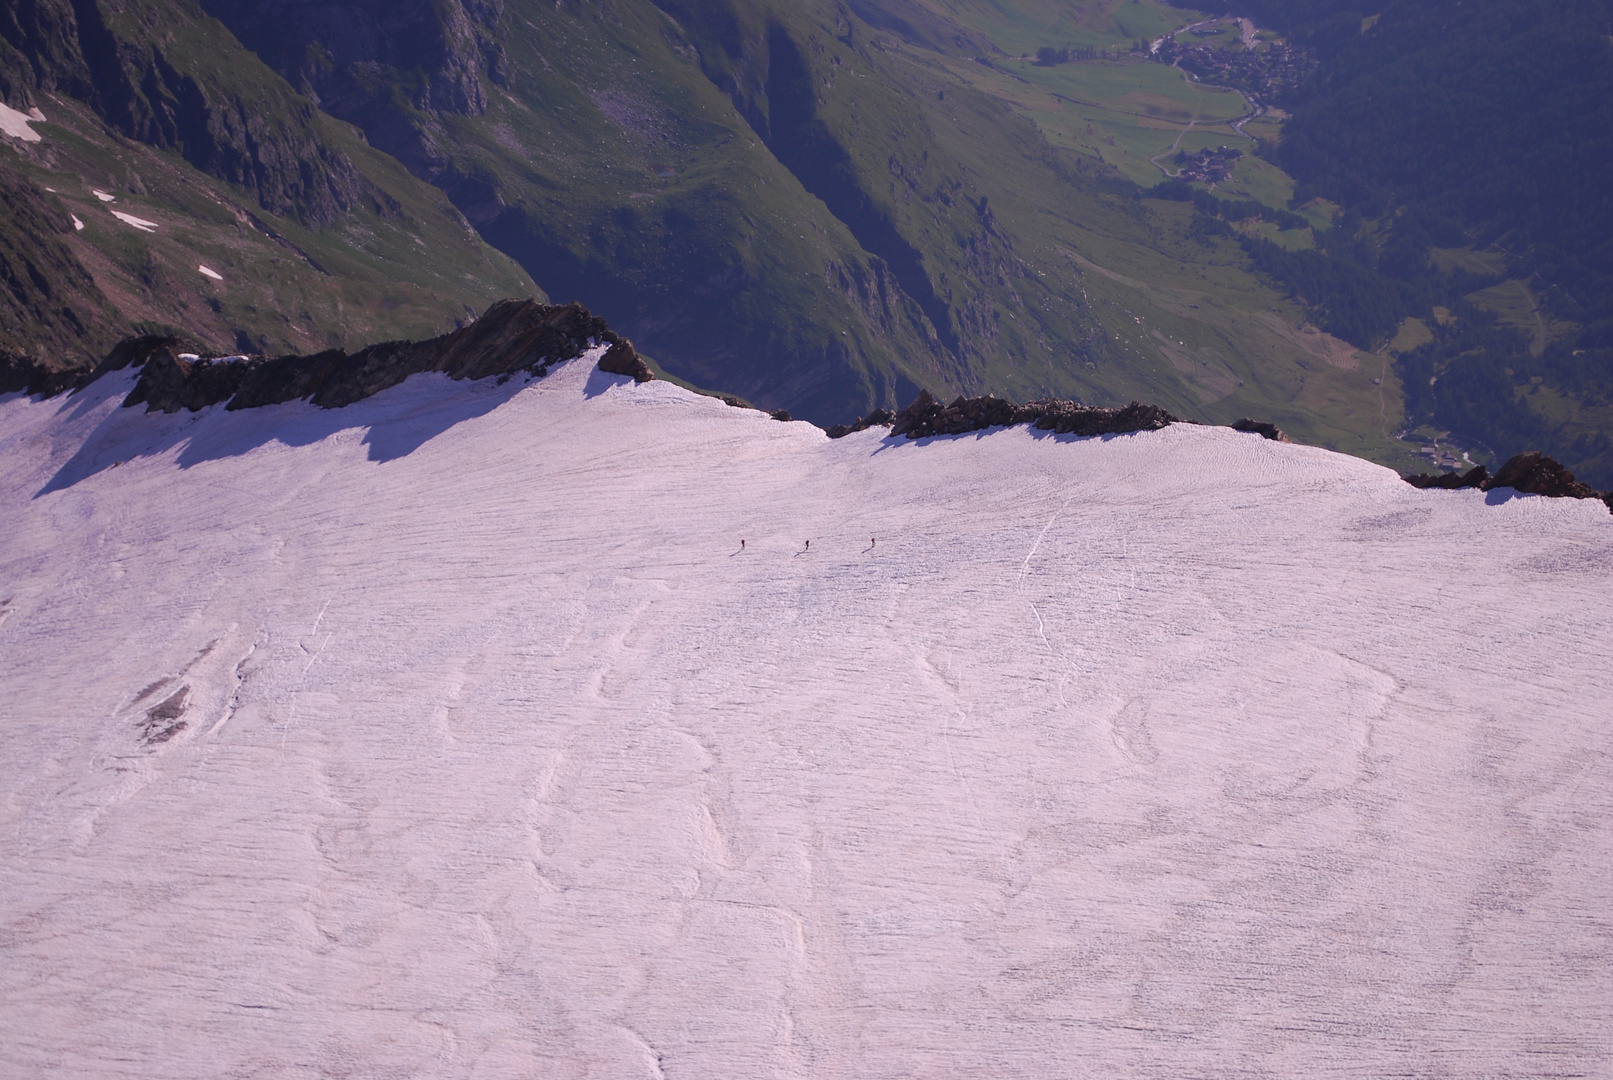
[828,389,1181,441]
[829,389,1608,513]
[6,304,1609,519]
[1405,452,1613,513]
[0,299,641,412]
[133,300,632,412]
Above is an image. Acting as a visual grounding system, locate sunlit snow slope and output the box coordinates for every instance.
[2,356,1610,1079]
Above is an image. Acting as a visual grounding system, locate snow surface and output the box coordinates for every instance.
[1,358,1610,1079]
[198,264,223,281]
[91,189,115,202]
[0,102,43,142]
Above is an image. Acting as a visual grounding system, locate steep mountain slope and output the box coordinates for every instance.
[1277,0,1613,487]
[1162,0,1613,486]
[0,0,538,372]
[2,358,1610,1076]
[200,0,952,417]
[188,0,1408,464]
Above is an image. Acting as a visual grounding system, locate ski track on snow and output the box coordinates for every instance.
[0,359,1610,1078]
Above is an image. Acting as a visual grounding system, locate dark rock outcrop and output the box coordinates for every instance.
[1026,400,1180,437]
[889,390,1016,438]
[4,334,189,398]
[1,348,85,397]
[862,389,1179,441]
[1405,465,1489,490]
[597,340,653,384]
[824,408,896,439]
[125,346,253,413]
[98,299,628,413]
[1404,452,1610,512]
[1232,418,1291,442]
[1486,451,1600,500]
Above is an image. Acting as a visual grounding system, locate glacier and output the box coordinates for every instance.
[1,354,1609,1078]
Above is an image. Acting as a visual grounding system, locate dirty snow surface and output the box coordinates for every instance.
[1,358,1610,1079]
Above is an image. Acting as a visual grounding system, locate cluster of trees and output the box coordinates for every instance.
[1277,0,1613,334]
[1034,45,1121,65]
[1161,0,1613,483]
[1148,180,1308,230]
[1148,182,1416,346]
[1399,308,1613,485]
[1242,241,1419,349]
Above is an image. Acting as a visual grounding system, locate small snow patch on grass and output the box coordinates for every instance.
[71,215,83,231]
[198,265,223,281]
[111,210,159,232]
[93,189,116,202]
[0,102,43,142]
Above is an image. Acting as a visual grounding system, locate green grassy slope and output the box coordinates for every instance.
[776,0,1415,464]
[457,0,1405,464]
[8,0,1429,475]
[189,0,1410,462]
[0,0,538,371]
[1267,0,1613,486]
[429,3,951,420]
[888,0,1181,53]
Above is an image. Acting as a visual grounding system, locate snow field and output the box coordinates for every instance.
[0,357,1610,1078]
[0,102,44,142]
[108,209,159,232]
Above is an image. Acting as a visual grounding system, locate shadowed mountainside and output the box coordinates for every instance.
[0,0,539,369]
[185,0,1404,444]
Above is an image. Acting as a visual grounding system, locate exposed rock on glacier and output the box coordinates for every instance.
[1231,418,1291,442]
[1486,450,1601,500]
[1405,464,1491,490]
[833,388,1181,441]
[1404,451,1609,510]
[32,299,617,416]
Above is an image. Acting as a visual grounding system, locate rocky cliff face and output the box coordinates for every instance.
[204,0,506,107]
[195,0,507,179]
[0,0,374,224]
[1,0,540,373]
[0,170,127,372]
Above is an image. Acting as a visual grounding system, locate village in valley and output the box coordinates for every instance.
[1152,18,1319,105]
[1024,13,1319,194]
[1171,144,1245,183]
